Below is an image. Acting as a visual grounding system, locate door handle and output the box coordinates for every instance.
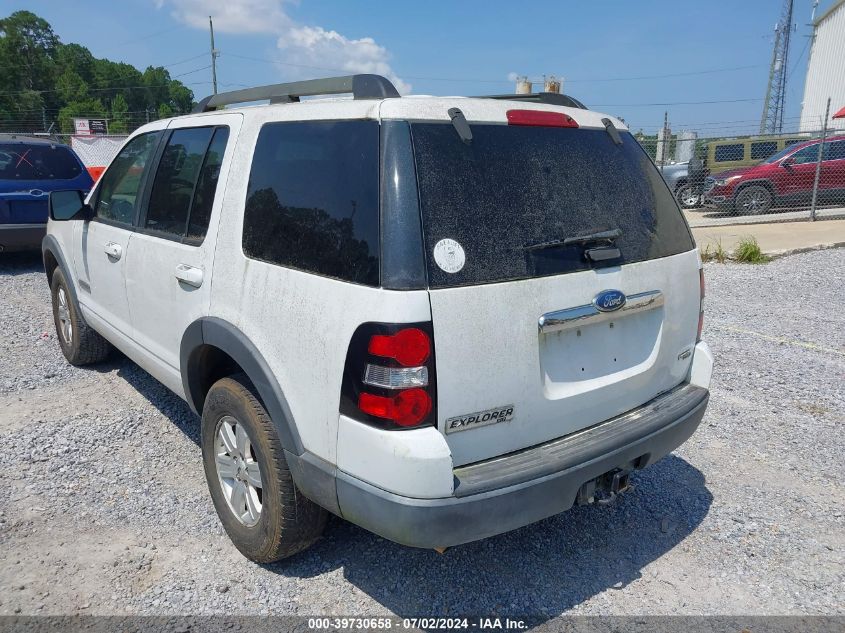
[104,242,122,260]
[174,264,203,288]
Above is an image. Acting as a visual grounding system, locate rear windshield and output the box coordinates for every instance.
[0,143,82,180]
[410,123,694,288]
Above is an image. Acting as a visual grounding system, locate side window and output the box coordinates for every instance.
[823,140,845,161]
[95,132,160,224]
[242,120,380,286]
[714,144,745,162]
[750,141,778,160]
[145,127,214,237]
[789,144,820,165]
[187,127,230,241]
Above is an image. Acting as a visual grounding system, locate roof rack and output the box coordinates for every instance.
[479,92,588,110]
[192,74,400,113]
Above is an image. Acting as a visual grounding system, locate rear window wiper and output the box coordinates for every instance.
[525,228,622,252]
[448,107,473,144]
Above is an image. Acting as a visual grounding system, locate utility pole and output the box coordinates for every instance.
[809,97,830,222]
[209,16,219,95]
[760,0,794,134]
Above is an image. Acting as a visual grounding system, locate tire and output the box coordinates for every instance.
[734,185,772,215]
[675,183,701,209]
[50,267,111,366]
[201,373,327,563]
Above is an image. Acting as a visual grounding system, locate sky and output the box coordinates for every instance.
[4,0,838,136]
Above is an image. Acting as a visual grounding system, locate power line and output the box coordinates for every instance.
[592,97,764,107]
[223,52,767,85]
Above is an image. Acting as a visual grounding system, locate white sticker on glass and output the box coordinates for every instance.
[433,238,466,274]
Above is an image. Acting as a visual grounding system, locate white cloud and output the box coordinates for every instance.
[278,25,410,94]
[161,0,290,34]
[157,0,410,93]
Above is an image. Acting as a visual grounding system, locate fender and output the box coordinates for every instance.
[180,317,304,455]
[733,178,776,198]
[42,234,85,309]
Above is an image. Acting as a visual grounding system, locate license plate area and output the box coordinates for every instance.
[538,291,664,398]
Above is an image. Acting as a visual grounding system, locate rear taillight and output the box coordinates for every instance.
[341,322,437,429]
[697,268,705,342]
[506,109,579,128]
[359,389,432,427]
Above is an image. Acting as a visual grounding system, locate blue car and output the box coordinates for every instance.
[0,135,94,252]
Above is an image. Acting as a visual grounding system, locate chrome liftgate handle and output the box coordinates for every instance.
[538,290,664,335]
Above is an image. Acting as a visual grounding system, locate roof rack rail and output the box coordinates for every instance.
[478,92,588,110]
[192,74,400,113]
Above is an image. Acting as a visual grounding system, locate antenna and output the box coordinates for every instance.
[209,16,219,95]
[760,0,794,134]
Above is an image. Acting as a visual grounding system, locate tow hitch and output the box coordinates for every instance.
[576,468,632,506]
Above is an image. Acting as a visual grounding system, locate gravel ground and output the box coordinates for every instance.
[0,248,843,618]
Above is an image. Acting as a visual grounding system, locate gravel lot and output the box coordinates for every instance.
[0,248,843,618]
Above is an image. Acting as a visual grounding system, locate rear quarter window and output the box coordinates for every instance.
[242,120,380,286]
[410,123,694,288]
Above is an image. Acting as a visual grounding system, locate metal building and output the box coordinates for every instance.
[800,0,845,132]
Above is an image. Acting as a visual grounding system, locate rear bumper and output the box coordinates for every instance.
[325,383,709,549]
[0,223,46,252]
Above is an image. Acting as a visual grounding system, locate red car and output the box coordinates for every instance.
[704,135,845,214]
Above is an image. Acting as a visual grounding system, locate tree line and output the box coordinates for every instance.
[0,11,194,134]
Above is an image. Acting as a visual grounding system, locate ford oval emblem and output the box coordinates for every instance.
[594,289,626,312]
[29,189,45,197]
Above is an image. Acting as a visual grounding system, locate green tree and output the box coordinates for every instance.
[58,98,105,134]
[110,93,129,133]
[0,10,194,132]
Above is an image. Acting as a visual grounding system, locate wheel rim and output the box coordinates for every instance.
[57,287,72,344]
[680,187,700,207]
[740,190,768,214]
[214,415,263,527]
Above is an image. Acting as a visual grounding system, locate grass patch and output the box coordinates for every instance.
[701,240,728,263]
[733,236,770,264]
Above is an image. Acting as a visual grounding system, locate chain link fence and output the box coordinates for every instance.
[6,99,845,224]
[635,99,845,223]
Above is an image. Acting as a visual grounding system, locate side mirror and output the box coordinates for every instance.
[781,156,796,168]
[49,190,92,221]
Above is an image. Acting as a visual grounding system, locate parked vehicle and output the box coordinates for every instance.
[0,135,93,252]
[659,160,709,209]
[705,135,845,214]
[704,134,811,172]
[42,75,713,562]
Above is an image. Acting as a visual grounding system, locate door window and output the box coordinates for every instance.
[714,144,745,162]
[750,141,778,160]
[144,126,230,242]
[823,140,845,161]
[95,132,160,225]
[788,144,821,165]
[187,128,230,241]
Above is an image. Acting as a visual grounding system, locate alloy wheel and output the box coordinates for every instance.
[57,287,73,344]
[214,415,263,526]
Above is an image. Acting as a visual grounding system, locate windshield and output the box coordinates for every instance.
[0,143,82,180]
[410,123,694,288]
[762,145,797,164]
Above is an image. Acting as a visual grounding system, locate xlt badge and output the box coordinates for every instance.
[445,404,515,434]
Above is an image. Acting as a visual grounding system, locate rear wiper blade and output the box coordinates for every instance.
[448,107,472,144]
[525,228,622,252]
[562,228,622,246]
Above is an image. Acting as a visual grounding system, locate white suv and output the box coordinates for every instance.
[43,75,713,562]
